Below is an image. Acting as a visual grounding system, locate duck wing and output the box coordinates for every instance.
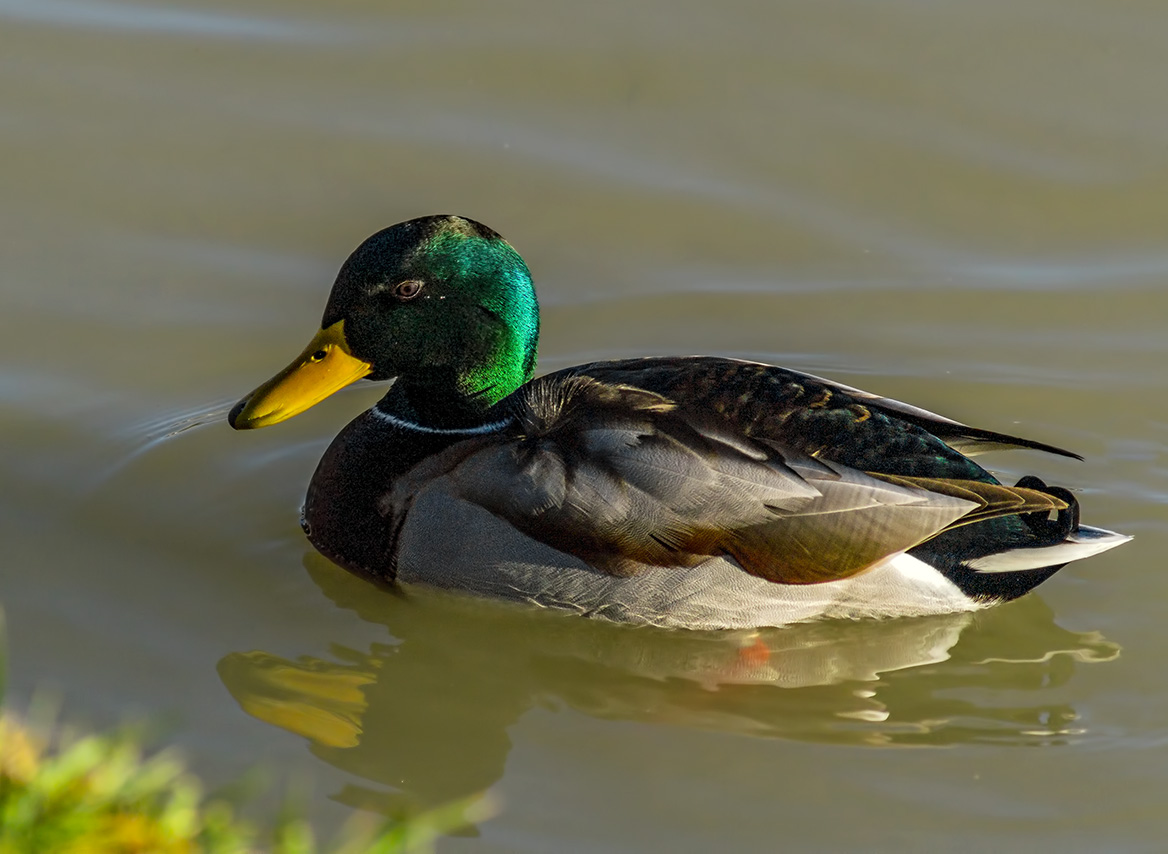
[389,369,1059,585]
[581,356,1082,464]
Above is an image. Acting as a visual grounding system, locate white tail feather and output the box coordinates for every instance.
[967,525,1132,574]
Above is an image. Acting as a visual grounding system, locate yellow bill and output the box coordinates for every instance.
[229,320,373,429]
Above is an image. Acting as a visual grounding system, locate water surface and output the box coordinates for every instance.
[2,2,1165,851]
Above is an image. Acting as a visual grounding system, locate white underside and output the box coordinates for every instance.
[393,491,981,630]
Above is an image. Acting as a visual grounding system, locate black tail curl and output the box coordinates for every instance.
[1015,475,1080,543]
[908,475,1082,603]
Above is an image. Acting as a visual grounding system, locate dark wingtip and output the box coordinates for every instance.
[1016,438,1084,462]
[936,421,1086,461]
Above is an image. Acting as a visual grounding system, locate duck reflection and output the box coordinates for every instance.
[218,554,1118,814]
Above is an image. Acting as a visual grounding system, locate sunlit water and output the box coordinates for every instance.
[2,2,1166,851]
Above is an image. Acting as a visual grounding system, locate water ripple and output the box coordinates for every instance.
[0,0,352,43]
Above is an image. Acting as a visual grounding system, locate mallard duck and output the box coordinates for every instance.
[229,215,1130,630]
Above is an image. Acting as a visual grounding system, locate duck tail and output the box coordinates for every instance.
[911,476,1131,603]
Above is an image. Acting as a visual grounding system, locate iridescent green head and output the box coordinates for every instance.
[229,215,540,429]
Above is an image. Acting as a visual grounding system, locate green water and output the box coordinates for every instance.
[2,2,1164,850]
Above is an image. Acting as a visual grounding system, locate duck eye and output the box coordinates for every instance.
[393,279,424,300]
[309,349,327,362]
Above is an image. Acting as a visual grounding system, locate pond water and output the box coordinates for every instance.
[2,1,1166,851]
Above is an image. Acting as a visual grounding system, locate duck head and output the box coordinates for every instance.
[229,215,539,429]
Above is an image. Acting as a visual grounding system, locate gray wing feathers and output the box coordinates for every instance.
[432,377,977,584]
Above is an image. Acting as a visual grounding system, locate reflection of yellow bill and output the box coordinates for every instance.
[219,651,375,749]
[229,320,372,429]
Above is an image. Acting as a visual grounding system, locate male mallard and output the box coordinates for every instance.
[229,215,1129,630]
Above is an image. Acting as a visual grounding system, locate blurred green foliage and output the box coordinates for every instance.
[0,605,493,853]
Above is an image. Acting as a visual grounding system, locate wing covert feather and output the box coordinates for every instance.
[440,375,980,584]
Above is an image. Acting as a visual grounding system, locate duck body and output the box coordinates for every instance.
[231,215,1129,630]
